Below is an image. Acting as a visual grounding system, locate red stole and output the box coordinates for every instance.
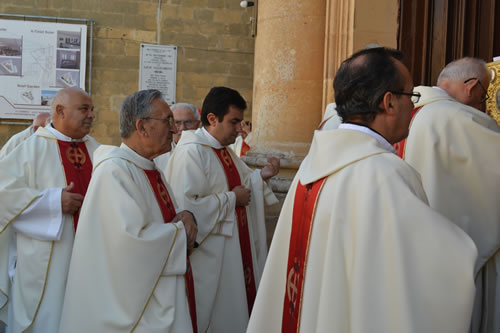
[144,169,198,333]
[212,148,257,314]
[282,177,327,333]
[393,106,423,158]
[240,140,251,156]
[56,141,92,231]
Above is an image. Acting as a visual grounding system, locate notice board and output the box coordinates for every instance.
[0,19,87,119]
[139,44,177,105]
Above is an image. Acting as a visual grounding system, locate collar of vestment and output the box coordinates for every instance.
[414,86,456,108]
[297,129,390,185]
[37,123,86,142]
[92,143,156,171]
[176,127,225,149]
[339,123,395,153]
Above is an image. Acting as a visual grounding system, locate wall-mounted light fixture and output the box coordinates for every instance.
[240,1,255,7]
[240,1,257,37]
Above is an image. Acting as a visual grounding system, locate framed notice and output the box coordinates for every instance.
[139,44,177,105]
[0,18,87,120]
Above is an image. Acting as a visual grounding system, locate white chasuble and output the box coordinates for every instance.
[404,86,500,333]
[0,127,99,333]
[247,129,477,333]
[59,144,192,333]
[164,128,277,333]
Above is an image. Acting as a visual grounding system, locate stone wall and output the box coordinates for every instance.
[0,0,255,146]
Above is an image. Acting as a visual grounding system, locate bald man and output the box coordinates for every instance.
[0,112,50,159]
[0,88,99,332]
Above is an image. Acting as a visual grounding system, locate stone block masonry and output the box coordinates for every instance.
[0,0,255,147]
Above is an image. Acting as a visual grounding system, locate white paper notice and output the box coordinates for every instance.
[139,44,177,105]
[0,19,87,120]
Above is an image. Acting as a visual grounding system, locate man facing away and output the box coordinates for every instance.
[155,102,200,170]
[403,57,500,333]
[164,86,280,333]
[247,47,477,333]
[0,112,50,159]
[0,88,98,332]
[59,89,198,333]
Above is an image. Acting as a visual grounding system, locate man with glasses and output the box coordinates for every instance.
[247,47,476,333]
[403,57,500,333]
[59,89,198,332]
[155,103,200,170]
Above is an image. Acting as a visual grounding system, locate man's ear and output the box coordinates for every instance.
[379,91,394,115]
[55,104,64,116]
[206,113,218,127]
[136,119,148,137]
[464,78,476,97]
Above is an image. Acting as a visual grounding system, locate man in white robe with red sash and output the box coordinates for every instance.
[403,58,500,333]
[247,48,477,333]
[0,88,98,333]
[164,87,279,333]
[59,89,198,333]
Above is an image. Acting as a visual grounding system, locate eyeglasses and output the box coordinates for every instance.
[141,116,175,126]
[464,78,490,103]
[389,91,421,103]
[175,120,194,128]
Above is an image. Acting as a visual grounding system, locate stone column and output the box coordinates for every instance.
[243,0,327,243]
[247,0,327,166]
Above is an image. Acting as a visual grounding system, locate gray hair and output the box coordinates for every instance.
[120,89,163,138]
[437,57,488,84]
[171,102,200,120]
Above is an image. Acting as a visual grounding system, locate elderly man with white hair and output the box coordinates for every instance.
[155,102,200,170]
[0,112,51,159]
[403,57,500,333]
[0,87,98,332]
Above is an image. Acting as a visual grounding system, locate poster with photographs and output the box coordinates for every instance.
[0,19,87,120]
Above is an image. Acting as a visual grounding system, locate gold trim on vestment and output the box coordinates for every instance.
[130,224,180,332]
[0,286,8,312]
[1,195,40,233]
[22,241,55,333]
[193,193,222,252]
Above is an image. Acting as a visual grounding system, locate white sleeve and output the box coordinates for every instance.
[12,188,64,241]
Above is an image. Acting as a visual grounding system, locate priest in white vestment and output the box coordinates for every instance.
[404,57,500,333]
[164,87,279,333]
[0,88,98,333]
[155,102,200,171]
[59,89,198,333]
[0,112,50,159]
[248,47,477,333]
[317,102,342,130]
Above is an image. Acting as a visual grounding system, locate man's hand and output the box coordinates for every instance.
[260,156,280,181]
[233,185,251,206]
[61,182,84,215]
[172,210,198,253]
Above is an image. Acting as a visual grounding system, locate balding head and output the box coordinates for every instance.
[33,112,51,132]
[52,88,95,139]
[437,57,489,111]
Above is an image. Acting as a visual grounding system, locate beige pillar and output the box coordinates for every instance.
[247,0,327,164]
[322,0,355,112]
